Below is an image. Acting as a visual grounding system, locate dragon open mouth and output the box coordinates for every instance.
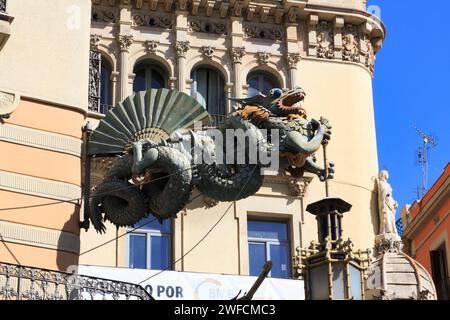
[277,90,306,114]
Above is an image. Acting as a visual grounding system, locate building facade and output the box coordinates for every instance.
[0,0,386,300]
[401,163,450,300]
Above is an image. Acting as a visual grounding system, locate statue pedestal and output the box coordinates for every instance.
[374,233,403,256]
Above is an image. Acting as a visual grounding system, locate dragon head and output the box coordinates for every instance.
[232,86,307,118]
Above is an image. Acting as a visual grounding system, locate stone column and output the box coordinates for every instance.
[334,16,345,60]
[174,41,190,93]
[116,35,133,101]
[229,47,245,103]
[286,53,301,89]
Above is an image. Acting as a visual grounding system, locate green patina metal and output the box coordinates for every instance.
[88,88,333,233]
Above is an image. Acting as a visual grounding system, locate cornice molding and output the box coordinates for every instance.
[0,123,82,157]
[403,177,450,238]
[0,171,81,204]
[0,220,80,254]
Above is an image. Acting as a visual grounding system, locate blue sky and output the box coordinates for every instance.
[367,0,450,216]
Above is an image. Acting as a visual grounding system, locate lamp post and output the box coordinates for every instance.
[293,198,371,300]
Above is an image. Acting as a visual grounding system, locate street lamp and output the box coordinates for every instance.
[293,198,371,300]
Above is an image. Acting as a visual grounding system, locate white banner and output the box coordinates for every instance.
[78,265,304,300]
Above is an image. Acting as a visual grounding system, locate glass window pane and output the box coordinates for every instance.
[150,235,170,270]
[248,221,288,241]
[349,264,362,300]
[332,263,346,300]
[129,234,147,269]
[310,264,329,300]
[100,58,111,108]
[151,69,165,89]
[133,69,146,93]
[247,72,280,96]
[269,243,290,279]
[191,67,225,115]
[249,242,266,277]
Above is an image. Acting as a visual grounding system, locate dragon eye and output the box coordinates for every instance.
[270,88,283,98]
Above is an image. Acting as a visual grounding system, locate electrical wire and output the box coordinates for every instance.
[137,165,258,284]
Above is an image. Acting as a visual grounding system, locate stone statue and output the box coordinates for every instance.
[376,170,398,235]
[87,88,334,233]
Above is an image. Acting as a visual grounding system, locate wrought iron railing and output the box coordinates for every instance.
[396,218,404,237]
[0,262,152,300]
[0,0,6,13]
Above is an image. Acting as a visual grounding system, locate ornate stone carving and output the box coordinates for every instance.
[229,47,245,64]
[174,41,190,58]
[316,21,335,59]
[188,19,228,35]
[146,40,159,54]
[201,46,215,59]
[0,91,19,122]
[132,12,174,30]
[342,24,360,62]
[116,35,133,51]
[288,178,308,197]
[91,7,118,23]
[88,50,101,113]
[257,51,270,65]
[243,24,284,41]
[0,0,6,13]
[363,36,376,72]
[176,0,188,11]
[90,34,101,49]
[286,53,301,69]
[374,234,404,255]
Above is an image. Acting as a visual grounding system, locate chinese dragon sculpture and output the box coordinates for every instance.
[88,88,333,233]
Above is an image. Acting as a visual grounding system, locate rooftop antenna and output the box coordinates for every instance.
[413,125,437,199]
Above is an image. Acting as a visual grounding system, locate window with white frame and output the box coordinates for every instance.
[247,219,291,279]
[129,216,172,270]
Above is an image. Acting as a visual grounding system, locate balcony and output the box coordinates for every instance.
[0,0,13,51]
[0,262,152,300]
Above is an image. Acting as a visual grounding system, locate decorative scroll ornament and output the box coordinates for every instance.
[342,24,360,62]
[189,19,228,35]
[0,91,20,122]
[174,41,190,58]
[146,40,159,54]
[91,8,118,23]
[132,13,174,30]
[257,51,270,65]
[243,24,283,41]
[116,35,133,51]
[201,46,215,59]
[88,50,101,113]
[286,53,301,69]
[316,21,335,59]
[229,47,246,64]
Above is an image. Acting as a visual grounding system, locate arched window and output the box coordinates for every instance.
[191,66,226,116]
[133,62,166,92]
[100,56,112,113]
[247,71,281,97]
